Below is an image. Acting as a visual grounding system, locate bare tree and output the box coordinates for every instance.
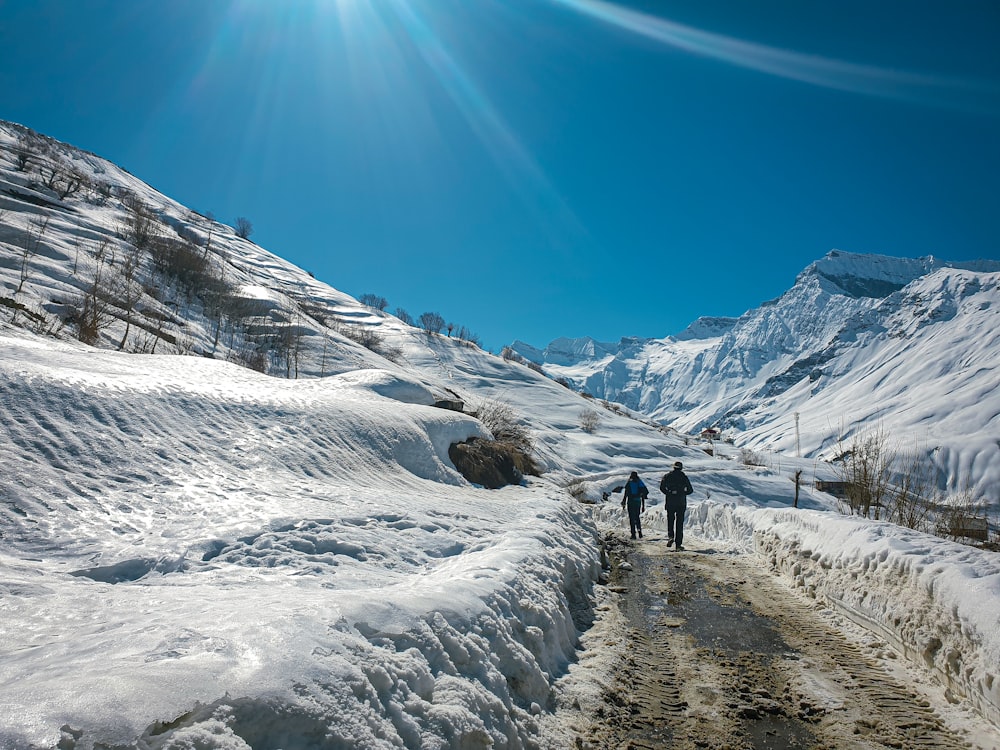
[75,240,117,345]
[117,245,145,350]
[394,307,414,326]
[93,179,114,204]
[54,168,87,200]
[884,446,934,531]
[274,312,306,379]
[14,133,36,171]
[15,216,49,296]
[118,199,156,252]
[837,425,895,519]
[359,293,389,311]
[418,311,445,335]
[234,216,254,239]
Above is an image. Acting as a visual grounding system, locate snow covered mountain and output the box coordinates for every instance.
[3,121,1000,749]
[513,250,1000,499]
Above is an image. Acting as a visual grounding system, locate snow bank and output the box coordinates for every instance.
[687,501,1000,730]
[0,334,603,750]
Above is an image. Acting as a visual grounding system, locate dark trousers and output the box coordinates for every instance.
[626,500,643,537]
[666,500,686,547]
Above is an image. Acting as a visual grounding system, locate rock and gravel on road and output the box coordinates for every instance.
[568,532,994,750]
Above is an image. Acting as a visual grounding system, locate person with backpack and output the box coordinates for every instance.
[621,471,648,539]
[660,461,693,550]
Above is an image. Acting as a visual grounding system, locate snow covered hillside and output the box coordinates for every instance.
[3,121,1000,749]
[513,250,1000,500]
[0,119,696,747]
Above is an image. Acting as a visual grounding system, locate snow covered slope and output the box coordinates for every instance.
[514,251,1000,499]
[0,119,702,748]
[3,120,1000,749]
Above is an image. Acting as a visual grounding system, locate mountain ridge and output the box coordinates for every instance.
[512,250,1000,498]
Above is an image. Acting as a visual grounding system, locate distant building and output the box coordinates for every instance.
[941,515,989,542]
[815,480,850,498]
[701,427,721,440]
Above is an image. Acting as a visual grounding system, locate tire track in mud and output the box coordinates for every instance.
[578,537,974,750]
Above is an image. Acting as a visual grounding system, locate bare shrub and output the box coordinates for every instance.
[500,346,522,363]
[473,398,540,477]
[379,344,403,363]
[455,326,480,347]
[150,236,213,299]
[567,479,588,501]
[579,408,600,434]
[395,307,414,326]
[234,216,254,239]
[740,447,764,467]
[230,345,268,373]
[448,439,522,489]
[341,324,383,351]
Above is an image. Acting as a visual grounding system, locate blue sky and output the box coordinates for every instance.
[2,0,999,351]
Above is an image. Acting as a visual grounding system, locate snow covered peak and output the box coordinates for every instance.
[673,315,739,341]
[531,336,620,366]
[798,250,1000,299]
[796,250,942,298]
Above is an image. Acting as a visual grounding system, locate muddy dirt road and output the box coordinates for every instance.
[575,535,985,750]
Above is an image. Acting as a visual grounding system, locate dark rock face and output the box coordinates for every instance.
[448,438,522,489]
[433,399,465,412]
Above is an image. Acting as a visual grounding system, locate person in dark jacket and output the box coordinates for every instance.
[621,471,648,539]
[660,461,693,550]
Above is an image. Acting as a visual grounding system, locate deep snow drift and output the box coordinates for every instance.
[0,331,606,749]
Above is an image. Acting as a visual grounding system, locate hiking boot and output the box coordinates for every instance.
[666,537,674,546]
[638,531,643,538]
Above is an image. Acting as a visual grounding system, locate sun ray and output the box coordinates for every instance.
[385,0,590,252]
[549,0,1000,115]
